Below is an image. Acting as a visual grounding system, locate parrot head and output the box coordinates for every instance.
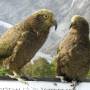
[29,9,57,33]
[70,15,89,34]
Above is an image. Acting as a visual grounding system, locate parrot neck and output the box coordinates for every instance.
[16,17,49,35]
[70,28,89,44]
[13,22,31,33]
[70,28,89,38]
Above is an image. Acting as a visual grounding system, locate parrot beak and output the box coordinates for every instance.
[52,19,57,30]
[69,22,74,29]
[69,23,73,29]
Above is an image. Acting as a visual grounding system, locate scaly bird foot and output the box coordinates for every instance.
[56,76,66,83]
[6,71,29,85]
[70,81,79,90]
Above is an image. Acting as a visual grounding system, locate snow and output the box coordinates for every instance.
[33,52,53,63]
[0,21,13,28]
[0,81,90,90]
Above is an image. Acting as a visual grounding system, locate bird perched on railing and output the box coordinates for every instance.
[56,15,90,88]
[0,9,57,83]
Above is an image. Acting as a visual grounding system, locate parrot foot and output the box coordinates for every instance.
[70,81,79,90]
[16,77,29,85]
[56,76,66,83]
[6,71,29,85]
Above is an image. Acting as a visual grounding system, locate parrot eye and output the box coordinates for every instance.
[43,15,48,19]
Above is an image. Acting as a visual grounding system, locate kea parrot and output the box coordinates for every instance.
[56,15,90,89]
[0,9,57,83]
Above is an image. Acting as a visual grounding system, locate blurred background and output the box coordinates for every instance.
[0,0,90,77]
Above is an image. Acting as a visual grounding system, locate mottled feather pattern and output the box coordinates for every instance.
[0,9,57,76]
[57,16,90,81]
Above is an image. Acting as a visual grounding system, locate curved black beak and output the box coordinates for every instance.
[53,19,57,30]
[69,22,74,29]
[69,23,72,29]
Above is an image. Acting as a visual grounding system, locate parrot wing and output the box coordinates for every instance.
[0,28,21,59]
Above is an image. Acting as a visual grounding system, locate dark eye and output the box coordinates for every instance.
[43,15,48,19]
